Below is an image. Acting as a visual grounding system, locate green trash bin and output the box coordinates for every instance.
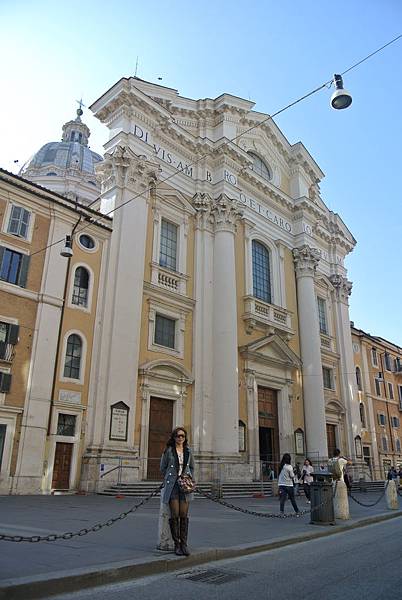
[310,472,335,525]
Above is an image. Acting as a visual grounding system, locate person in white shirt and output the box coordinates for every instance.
[278,453,300,515]
[301,458,314,503]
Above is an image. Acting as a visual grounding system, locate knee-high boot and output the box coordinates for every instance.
[169,518,183,556]
[179,517,190,556]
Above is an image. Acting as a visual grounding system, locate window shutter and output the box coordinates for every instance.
[18,254,30,288]
[0,246,4,269]
[8,324,19,345]
[0,342,6,360]
[0,373,11,393]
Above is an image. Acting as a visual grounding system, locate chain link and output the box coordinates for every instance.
[0,484,163,543]
[348,480,389,507]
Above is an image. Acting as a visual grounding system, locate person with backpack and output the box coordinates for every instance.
[278,453,300,516]
[328,448,347,482]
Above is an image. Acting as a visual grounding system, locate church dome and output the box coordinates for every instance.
[20,106,103,205]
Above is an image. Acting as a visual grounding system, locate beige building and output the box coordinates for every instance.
[351,324,402,478]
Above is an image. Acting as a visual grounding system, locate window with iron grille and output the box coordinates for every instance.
[56,414,76,436]
[7,205,31,239]
[63,334,82,379]
[252,240,271,303]
[159,219,178,271]
[322,367,334,390]
[72,267,89,307]
[154,315,176,349]
[317,297,328,334]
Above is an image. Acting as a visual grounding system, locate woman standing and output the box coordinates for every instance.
[278,453,300,516]
[160,427,195,556]
[301,458,314,503]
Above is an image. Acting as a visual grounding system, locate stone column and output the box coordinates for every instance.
[330,275,361,460]
[211,195,243,456]
[293,245,327,459]
[245,369,259,478]
[86,147,160,460]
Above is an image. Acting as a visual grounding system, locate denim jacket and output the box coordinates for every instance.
[160,446,195,504]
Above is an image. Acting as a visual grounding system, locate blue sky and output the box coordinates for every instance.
[1,0,401,345]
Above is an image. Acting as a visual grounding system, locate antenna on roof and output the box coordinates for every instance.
[135,56,139,77]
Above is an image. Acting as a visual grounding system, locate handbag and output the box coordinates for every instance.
[177,474,196,493]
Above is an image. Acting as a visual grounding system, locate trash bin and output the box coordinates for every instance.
[310,472,335,525]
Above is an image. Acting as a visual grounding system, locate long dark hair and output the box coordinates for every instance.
[304,458,312,467]
[278,453,291,475]
[166,426,188,449]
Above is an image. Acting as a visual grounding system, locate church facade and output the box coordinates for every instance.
[82,77,361,489]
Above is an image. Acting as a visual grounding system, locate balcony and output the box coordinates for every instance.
[150,262,189,295]
[0,341,14,362]
[243,295,293,336]
[320,334,334,352]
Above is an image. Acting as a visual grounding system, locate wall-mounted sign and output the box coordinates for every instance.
[109,402,129,442]
[294,429,305,455]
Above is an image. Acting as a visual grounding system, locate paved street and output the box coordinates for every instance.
[46,516,402,600]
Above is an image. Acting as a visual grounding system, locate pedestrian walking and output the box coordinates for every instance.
[301,458,314,503]
[160,427,195,556]
[278,453,300,516]
[293,463,302,496]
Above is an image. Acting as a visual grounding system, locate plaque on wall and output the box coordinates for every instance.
[59,389,81,405]
[109,402,129,441]
[294,429,304,455]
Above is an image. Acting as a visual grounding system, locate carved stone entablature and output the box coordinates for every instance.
[96,146,161,194]
[330,274,353,303]
[292,245,320,278]
[210,194,243,234]
[193,193,214,231]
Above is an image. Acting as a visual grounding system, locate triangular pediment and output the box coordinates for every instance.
[240,334,301,368]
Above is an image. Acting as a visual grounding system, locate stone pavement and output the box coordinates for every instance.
[0,490,401,599]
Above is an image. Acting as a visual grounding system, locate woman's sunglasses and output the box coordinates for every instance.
[175,434,185,438]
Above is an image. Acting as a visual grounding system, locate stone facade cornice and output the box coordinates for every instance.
[293,245,321,277]
[329,274,353,304]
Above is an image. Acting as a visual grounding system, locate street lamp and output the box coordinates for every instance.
[330,74,352,110]
[60,235,73,257]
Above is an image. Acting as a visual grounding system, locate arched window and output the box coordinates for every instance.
[356,366,362,391]
[63,334,82,379]
[252,240,271,303]
[72,267,89,307]
[248,151,271,181]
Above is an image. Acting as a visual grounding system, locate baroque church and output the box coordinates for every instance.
[0,78,367,494]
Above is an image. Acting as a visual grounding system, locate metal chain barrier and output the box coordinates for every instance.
[195,484,335,519]
[348,480,389,508]
[0,484,163,543]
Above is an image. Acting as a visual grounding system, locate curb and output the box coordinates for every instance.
[1,510,401,600]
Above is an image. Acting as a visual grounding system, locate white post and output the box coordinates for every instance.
[333,479,350,520]
[293,246,328,459]
[385,480,398,510]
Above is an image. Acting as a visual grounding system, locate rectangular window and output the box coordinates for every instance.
[391,416,400,428]
[388,382,394,400]
[322,367,333,390]
[159,219,178,271]
[384,353,392,371]
[0,424,6,470]
[375,378,382,397]
[371,348,378,367]
[0,247,30,287]
[378,413,386,426]
[317,297,328,334]
[382,437,388,452]
[154,314,176,349]
[399,385,402,410]
[56,414,76,436]
[395,358,402,373]
[7,205,31,239]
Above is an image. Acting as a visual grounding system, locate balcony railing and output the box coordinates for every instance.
[150,262,189,295]
[243,295,293,336]
[0,342,14,362]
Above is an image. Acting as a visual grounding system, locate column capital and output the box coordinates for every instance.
[292,245,320,277]
[193,192,214,231]
[211,194,243,234]
[330,274,353,303]
[97,145,161,194]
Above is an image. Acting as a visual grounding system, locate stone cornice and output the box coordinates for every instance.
[293,245,321,277]
[96,146,161,194]
[210,194,243,233]
[329,274,353,304]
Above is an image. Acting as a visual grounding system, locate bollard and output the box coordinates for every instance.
[333,479,350,520]
[156,495,174,551]
[385,480,398,510]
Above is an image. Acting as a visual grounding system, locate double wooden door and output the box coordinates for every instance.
[147,397,173,480]
[52,442,73,489]
[326,424,337,458]
[258,387,279,473]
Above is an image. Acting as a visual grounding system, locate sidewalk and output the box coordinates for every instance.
[0,491,401,599]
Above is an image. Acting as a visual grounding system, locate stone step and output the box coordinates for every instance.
[98,481,275,498]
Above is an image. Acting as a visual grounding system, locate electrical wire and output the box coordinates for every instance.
[22,33,402,259]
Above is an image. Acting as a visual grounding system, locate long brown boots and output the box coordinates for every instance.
[179,517,190,556]
[169,517,183,555]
